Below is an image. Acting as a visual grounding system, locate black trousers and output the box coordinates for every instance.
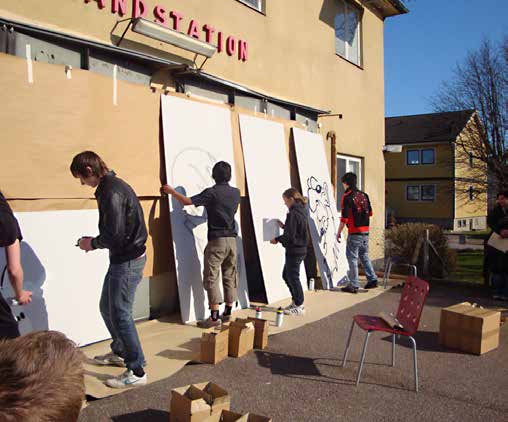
[282,253,306,307]
[0,291,20,340]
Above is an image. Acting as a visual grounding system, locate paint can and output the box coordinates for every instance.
[255,306,262,319]
[275,307,283,327]
[309,278,315,291]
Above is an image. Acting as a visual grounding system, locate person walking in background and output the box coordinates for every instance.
[271,188,308,316]
[0,190,32,340]
[336,172,378,293]
[162,161,240,328]
[487,189,508,300]
[70,151,148,389]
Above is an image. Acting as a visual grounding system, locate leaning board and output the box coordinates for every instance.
[0,210,110,346]
[292,128,348,288]
[161,95,249,323]
[239,114,307,303]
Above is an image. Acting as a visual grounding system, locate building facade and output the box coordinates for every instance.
[0,0,407,320]
[385,110,488,231]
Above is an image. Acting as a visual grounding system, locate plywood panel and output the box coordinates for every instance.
[161,94,249,323]
[239,114,307,303]
[292,128,348,288]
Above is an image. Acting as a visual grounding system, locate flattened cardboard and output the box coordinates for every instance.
[439,302,501,355]
[201,327,230,364]
[228,319,255,358]
[219,410,272,422]
[247,317,269,349]
[170,384,212,422]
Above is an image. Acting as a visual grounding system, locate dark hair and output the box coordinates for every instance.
[341,172,357,189]
[70,151,109,178]
[0,331,85,422]
[212,161,232,183]
[498,190,508,198]
[283,188,307,205]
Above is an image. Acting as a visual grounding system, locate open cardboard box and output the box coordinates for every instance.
[228,319,255,358]
[201,326,230,364]
[219,410,272,422]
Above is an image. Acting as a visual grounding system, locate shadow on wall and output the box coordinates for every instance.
[0,241,48,333]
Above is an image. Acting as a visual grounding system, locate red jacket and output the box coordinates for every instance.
[340,189,372,234]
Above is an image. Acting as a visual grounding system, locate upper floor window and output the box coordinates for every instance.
[237,0,265,13]
[406,148,435,165]
[469,186,474,201]
[334,1,362,66]
[469,152,474,168]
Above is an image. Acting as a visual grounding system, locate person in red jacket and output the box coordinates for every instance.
[336,172,378,293]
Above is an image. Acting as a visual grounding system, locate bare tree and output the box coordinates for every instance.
[431,38,508,204]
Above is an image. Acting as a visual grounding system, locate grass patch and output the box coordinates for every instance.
[449,250,484,284]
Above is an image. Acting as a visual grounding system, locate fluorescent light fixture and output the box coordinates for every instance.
[131,18,217,58]
[383,145,403,153]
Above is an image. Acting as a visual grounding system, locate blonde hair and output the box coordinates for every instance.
[283,188,307,205]
[0,331,85,422]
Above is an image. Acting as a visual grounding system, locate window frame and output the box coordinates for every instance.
[420,184,436,201]
[468,186,474,201]
[406,149,420,166]
[336,153,363,211]
[406,147,436,166]
[421,148,436,165]
[334,0,362,67]
[406,185,420,201]
[236,0,265,14]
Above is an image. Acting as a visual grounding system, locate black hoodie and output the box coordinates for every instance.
[276,202,309,255]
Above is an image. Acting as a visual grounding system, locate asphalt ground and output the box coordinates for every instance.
[79,283,508,422]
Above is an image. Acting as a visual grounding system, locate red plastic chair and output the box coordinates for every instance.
[342,276,430,392]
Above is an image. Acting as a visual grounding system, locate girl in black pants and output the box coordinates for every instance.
[271,188,309,315]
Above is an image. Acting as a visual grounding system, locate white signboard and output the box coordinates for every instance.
[239,114,307,303]
[292,128,348,288]
[0,210,110,346]
[161,95,249,323]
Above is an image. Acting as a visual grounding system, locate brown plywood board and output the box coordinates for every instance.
[82,283,389,399]
[0,53,160,199]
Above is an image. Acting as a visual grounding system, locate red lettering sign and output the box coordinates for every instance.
[187,20,200,39]
[111,0,127,16]
[169,10,183,31]
[132,0,146,18]
[153,5,167,25]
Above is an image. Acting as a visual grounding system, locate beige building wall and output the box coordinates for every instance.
[0,1,390,265]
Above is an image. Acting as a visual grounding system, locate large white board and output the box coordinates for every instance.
[239,114,307,303]
[161,95,249,323]
[0,210,110,346]
[293,128,348,288]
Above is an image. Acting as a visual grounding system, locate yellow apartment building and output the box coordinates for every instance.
[385,110,488,231]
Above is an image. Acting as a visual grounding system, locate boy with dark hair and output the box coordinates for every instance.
[162,161,240,328]
[487,189,508,300]
[0,331,85,422]
[336,172,378,293]
[70,151,148,388]
[0,191,32,340]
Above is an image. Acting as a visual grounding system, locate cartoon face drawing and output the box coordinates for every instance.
[307,176,341,284]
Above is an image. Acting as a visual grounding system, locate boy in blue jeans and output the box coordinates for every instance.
[336,172,378,293]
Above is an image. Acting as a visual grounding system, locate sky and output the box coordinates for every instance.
[384,0,508,117]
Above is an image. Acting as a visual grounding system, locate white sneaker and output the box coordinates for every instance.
[283,301,295,311]
[284,305,305,316]
[105,369,147,389]
[93,352,125,367]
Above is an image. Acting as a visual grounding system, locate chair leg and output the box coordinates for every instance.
[384,259,393,289]
[392,334,396,367]
[355,331,371,386]
[342,320,355,367]
[409,336,418,392]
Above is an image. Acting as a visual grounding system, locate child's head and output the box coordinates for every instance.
[212,161,232,184]
[341,172,357,190]
[70,151,109,188]
[282,188,307,208]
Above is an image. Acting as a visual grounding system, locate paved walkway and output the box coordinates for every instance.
[79,283,508,422]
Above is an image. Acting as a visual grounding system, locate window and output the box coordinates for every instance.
[469,186,474,201]
[421,149,435,164]
[406,185,420,201]
[334,1,361,66]
[336,154,362,210]
[469,152,474,168]
[407,150,420,165]
[237,0,264,13]
[421,185,436,201]
[406,148,435,165]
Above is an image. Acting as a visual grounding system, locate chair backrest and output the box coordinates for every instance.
[396,276,429,335]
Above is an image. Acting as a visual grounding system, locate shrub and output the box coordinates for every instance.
[385,223,457,278]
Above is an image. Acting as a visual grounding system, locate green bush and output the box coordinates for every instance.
[386,223,457,278]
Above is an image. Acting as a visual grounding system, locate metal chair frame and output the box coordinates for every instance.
[383,256,417,289]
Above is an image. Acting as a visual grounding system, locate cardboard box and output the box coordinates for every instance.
[170,382,231,422]
[439,302,501,355]
[219,410,272,422]
[228,319,255,358]
[247,317,269,350]
[201,326,230,364]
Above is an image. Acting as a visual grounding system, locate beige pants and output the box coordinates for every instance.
[203,237,238,305]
